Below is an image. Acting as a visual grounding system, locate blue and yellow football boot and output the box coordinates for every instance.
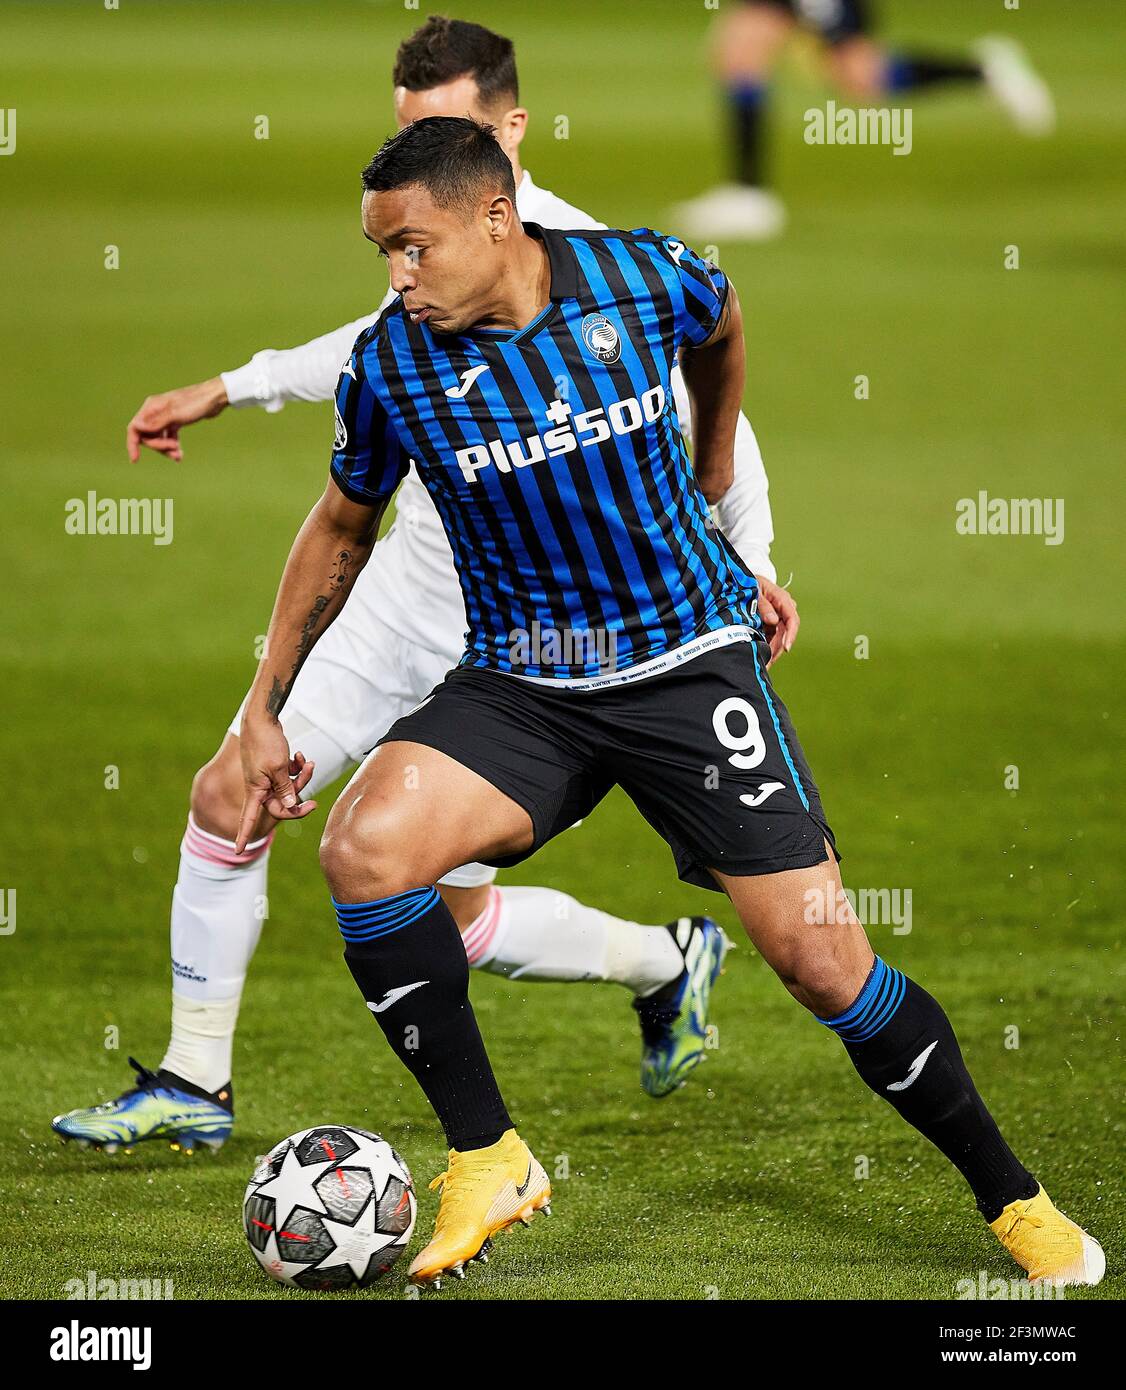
[633,917,731,1099]
[51,1057,233,1154]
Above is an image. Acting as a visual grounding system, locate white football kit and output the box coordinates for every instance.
[220,171,776,887]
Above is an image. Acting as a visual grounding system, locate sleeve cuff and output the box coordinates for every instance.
[747,555,777,584]
[220,359,285,413]
[706,272,731,339]
[329,465,392,507]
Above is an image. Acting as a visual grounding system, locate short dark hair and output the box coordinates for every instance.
[392,16,518,110]
[361,116,517,219]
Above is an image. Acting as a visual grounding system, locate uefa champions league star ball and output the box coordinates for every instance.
[243,1125,415,1289]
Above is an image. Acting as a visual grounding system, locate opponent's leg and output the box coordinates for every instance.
[715,855,1104,1286]
[163,717,343,1089]
[321,740,550,1284]
[51,716,347,1154]
[446,878,681,993]
[442,876,721,1096]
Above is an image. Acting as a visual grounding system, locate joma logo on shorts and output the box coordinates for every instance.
[454,387,666,483]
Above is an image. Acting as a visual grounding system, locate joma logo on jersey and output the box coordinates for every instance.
[454,386,666,484]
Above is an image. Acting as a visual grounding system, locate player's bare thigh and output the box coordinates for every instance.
[713,1,795,82]
[319,740,535,902]
[713,841,873,1017]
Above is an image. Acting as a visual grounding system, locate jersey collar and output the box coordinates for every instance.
[451,222,579,346]
[523,221,580,302]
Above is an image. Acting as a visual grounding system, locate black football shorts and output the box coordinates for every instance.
[753,0,870,47]
[378,634,838,893]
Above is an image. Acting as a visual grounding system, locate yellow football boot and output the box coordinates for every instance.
[990,1185,1105,1286]
[408,1129,551,1287]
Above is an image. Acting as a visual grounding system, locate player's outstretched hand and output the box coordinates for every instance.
[756,574,800,667]
[235,718,318,853]
[126,377,229,462]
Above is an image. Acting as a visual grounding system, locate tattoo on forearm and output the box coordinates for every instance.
[329,549,352,590]
[264,550,354,718]
[266,676,288,719]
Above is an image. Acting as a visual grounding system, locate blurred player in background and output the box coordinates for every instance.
[52,17,798,1155]
[673,0,1056,240]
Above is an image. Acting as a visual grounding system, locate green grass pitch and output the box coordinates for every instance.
[1,0,1122,1300]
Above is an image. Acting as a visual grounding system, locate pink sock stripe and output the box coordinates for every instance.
[182,814,274,868]
[462,886,502,966]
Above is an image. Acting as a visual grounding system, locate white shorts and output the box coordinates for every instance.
[228,574,497,891]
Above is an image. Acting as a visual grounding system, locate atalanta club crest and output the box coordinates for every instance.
[581,312,621,364]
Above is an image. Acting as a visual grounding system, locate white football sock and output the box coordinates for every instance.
[160,817,273,1093]
[163,993,242,1097]
[160,716,352,1095]
[464,885,683,997]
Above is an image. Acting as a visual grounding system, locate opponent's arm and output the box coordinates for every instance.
[235,480,385,850]
[715,421,797,661]
[670,367,775,582]
[126,377,229,462]
[219,308,388,411]
[677,281,745,504]
[125,299,394,461]
[674,286,798,663]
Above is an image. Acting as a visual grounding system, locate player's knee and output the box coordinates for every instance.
[778,949,861,1019]
[189,747,244,841]
[829,42,885,100]
[319,803,423,901]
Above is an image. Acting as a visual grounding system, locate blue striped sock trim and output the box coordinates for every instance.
[334,886,440,944]
[750,639,810,811]
[728,80,767,110]
[817,957,907,1043]
[885,54,913,93]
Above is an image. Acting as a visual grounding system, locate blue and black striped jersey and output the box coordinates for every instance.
[330,223,759,681]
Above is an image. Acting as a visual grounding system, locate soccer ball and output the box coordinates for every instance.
[243,1125,416,1289]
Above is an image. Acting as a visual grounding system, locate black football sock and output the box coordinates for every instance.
[336,886,513,1152]
[818,957,1038,1221]
[886,52,984,93]
[728,81,768,187]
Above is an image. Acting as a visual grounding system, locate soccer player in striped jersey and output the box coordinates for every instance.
[54,17,796,1156]
[235,116,1104,1289]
